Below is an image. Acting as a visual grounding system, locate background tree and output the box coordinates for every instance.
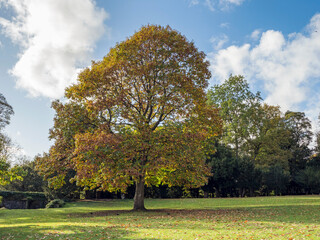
[206,77,310,197]
[284,111,313,193]
[296,156,320,194]
[206,143,262,197]
[207,75,262,160]
[292,113,319,194]
[236,156,262,197]
[0,134,16,185]
[0,93,23,185]
[247,104,291,169]
[261,164,289,196]
[206,143,238,197]
[3,157,44,192]
[0,93,14,129]
[36,25,222,210]
[314,113,320,156]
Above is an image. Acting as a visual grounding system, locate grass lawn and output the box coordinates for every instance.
[1,196,320,239]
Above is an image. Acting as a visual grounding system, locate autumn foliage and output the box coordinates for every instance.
[35,25,222,210]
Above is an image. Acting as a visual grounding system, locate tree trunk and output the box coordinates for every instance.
[241,188,246,197]
[203,191,208,198]
[133,176,146,211]
[249,187,254,197]
[215,187,221,198]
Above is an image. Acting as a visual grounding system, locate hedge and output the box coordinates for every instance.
[0,190,47,201]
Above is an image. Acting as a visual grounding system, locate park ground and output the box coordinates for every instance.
[1,196,320,239]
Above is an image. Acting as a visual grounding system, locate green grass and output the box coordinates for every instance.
[1,196,320,239]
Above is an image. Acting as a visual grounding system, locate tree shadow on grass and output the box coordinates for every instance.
[70,204,320,225]
[71,208,244,217]
[65,207,320,239]
[0,223,162,240]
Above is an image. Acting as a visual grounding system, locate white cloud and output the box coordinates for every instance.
[205,0,215,11]
[210,34,229,50]
[220,22,230,29]
[250,29,261,41]
[220,0,244,6]
[209,14,320,114]
[208,44,250,80]
[0,0,108,98]
[189,0,245,11]
[189,0,200,6]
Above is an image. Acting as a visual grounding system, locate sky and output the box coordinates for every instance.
[1,0,320,159]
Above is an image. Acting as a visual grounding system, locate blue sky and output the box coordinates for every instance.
[1,0,320,159]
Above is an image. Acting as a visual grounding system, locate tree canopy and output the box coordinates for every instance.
[36,25,222,210]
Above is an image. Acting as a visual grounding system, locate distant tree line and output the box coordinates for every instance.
[205,75,318,197]
[2,75,320,200]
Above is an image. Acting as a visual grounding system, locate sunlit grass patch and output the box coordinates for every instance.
[1,196,320,239]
